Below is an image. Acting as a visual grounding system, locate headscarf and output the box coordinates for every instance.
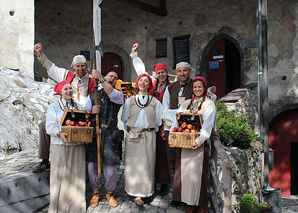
[193,76,208,96]
[153,63,168,73]
[135,74,153,91]
[54,80,71,96]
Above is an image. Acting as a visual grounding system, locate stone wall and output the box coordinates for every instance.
[0,0,34,78]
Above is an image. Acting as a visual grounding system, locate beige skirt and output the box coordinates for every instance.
[124,131,156,197]
[48,144,86,213]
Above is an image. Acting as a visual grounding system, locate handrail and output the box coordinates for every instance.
[209,135,235,213]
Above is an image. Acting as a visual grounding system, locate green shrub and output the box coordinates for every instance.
[216,102,261,149]
[240,194,260,213]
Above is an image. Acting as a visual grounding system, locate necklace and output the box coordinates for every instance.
[60,99,71,110]
[136,94,151,108]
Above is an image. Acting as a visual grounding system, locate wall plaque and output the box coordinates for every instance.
[156,38,167,58]
[173,35,190,66]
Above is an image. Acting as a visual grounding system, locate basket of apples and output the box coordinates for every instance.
[60,109,93,144]
[169,112,203,148]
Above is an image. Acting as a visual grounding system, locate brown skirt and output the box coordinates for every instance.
[49,144,86,213]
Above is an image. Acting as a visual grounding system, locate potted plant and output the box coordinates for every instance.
[239,194,260,213]
[259,202,273,213]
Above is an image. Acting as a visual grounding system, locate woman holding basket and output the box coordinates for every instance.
[46,80,86,213]
[121,74,163,206]
[168,76,216,213]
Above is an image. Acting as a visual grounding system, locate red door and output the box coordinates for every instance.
[269,109,298,196]
[101,53,123,80]
[208,40,226,98]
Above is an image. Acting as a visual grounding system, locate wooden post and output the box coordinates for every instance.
[222,166,232,213]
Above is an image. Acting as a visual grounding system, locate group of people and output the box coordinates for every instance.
[33,42,217,213]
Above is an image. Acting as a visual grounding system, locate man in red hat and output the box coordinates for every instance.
[32,43,95,173]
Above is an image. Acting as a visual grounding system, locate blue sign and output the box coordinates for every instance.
[209,61,219,69]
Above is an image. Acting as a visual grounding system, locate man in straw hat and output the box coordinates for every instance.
[32,43,95,173]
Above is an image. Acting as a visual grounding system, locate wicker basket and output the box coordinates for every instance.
[169,132,200,148]
[169,112,203,149]
[60,109,93,144]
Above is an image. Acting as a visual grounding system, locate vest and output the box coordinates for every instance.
[168,80,193,109]
[127,95,157,129]
[90,88,122,128]
[64,71,95,96]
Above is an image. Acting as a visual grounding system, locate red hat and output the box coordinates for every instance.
[54,80,71,96]
[153,63,168,73]
[135,74,153,91]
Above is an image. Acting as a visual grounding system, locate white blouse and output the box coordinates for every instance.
[121,93,163,132]
[46,99,83,145]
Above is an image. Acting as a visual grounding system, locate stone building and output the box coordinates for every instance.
[1,0,298,197]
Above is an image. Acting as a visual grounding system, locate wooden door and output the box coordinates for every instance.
[269,109,298,197]
[208,40,226,98]
[101,52,123,80]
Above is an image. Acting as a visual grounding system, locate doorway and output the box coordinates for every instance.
[101,52,123,80]
[269,109,298,197]
[207,39,241,98]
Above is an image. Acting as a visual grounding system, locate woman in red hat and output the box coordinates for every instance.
[121,74,163,206]
[168,76,216,213]
[130,43,171,195]
[46,81,86,213]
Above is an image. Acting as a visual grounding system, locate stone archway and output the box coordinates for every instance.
[199,33,243,97]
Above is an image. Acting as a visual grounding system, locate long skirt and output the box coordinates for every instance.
[124,131,156,197]
[172,141,208,207]
[48,144,86,213]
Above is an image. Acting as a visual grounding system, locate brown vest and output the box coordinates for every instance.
[168,80,193,109]
[127,95,157,128]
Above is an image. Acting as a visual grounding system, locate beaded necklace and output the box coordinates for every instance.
[135,93,152,109]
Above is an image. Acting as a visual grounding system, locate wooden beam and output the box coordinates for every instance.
[118,0,167,16]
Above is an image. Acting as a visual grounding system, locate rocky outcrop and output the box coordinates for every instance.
[0,67,58,157]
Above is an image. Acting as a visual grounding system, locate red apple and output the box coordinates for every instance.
[187,124,193,130]
[183,129,190,133]
[181,122,187,129]
[69,121,77,126]
[78,121,86,126]
[172,127,178,132]
[192,125,196,130]
[177,127,183,132]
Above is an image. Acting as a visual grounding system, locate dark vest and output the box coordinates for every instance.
[89,88,122,128]
[168,80,193,109]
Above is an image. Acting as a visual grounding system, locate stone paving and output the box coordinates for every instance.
[1,149,298,212]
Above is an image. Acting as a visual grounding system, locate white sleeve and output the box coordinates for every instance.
[121,98,131,130]
[108,89,124,105]
[200,104,216,140]
[155,99,163,128]
[162,86,170,121]
[47,63,68,82]
[46,103,60,137]
[84,96,92,111]
[130,51,155,82]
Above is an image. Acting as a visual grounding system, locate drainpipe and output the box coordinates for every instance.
[257,0,269,189]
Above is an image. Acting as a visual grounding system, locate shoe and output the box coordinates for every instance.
[90,190,100,208]
[106,191,118,207]
[32,162,50,173]
[170,200,181,207]
[160,184,169,196]
[134,197,144,206]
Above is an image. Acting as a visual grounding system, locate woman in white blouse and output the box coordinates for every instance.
[121,74,162,206]
[169,76,216,213]
[46,81,86,213]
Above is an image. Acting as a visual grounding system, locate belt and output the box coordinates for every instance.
[127,127,155,132]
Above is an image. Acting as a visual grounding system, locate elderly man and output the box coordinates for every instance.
[32,43,95,173]
[84,70,124,208]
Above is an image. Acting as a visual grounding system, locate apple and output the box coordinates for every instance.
[177,127,183,132]
[78,121,86,126]
[191,129,196,133]
[183,129,190,133]
[192,125,196,130]
[181,122,187,129]
[69,121,77,126]
[187,124,193,130]
[65,119,71,125]
[172,127,178,132]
